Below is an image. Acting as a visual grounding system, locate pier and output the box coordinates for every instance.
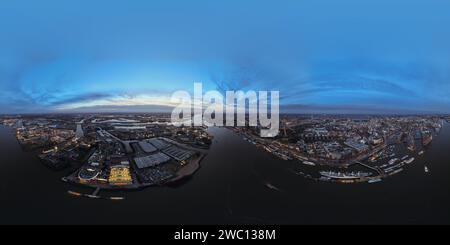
[355,161,384,176]
[92,187,101,196]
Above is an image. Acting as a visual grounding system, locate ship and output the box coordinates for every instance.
[368,178,382,184]
[404,157,415,164]
[263,146,273,153]
[265,182,281,191]
[388,158,399,165]
[435,122,442,133]
[388,168,404,175]
[274,152,292,160]
[319,171,371,180]
[383,164,403,173]
[110,197,125,201]
[319,176,332,181]
[67,191,82,197]
[401,155,409,161]
[86,194,101,199]
[302,161,316,166]
[435,127,441,134]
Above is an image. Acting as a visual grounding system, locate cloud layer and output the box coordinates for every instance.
[1,0,450,114]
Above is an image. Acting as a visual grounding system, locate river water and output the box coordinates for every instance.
[1,122,449,224]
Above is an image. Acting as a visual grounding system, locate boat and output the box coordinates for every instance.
[319,171,371,180]
[302,161,316,166]
[110,197,125,201]
[388,158,399,165]
[296,171,305,176]
[265,182,281,191]
[383,164,402,173]
[425,166,430,173]
[319,176,332,181]
[389,168,404,175]
[418,150,424,156]
[67,191,82,197]
[368,178,382,184]
[401,155,409,161]
[404,157,415,164]
[86,194,101,199]
[263,146,273,153]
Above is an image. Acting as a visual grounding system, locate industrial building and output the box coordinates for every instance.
[134,152,171,169]
[162,146,193,161]
[138,141,157,153]
[148,138,170,150]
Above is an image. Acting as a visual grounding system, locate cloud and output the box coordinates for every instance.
[1,0,450,114]
[59,104,174,113]
[281,103,445,115]
[47,92,114,106]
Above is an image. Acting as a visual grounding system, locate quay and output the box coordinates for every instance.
[354,161,385,176]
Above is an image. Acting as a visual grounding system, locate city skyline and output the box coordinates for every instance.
[1,0,450,114]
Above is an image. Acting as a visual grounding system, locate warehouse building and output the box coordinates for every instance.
[134,152,171,169]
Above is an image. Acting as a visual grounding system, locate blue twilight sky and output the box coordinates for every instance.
[1,0,450,114]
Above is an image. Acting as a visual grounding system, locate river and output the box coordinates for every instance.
[1,122,449,224]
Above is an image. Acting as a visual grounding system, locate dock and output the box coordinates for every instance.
[92,187,101,196]
[355,161,385,176]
